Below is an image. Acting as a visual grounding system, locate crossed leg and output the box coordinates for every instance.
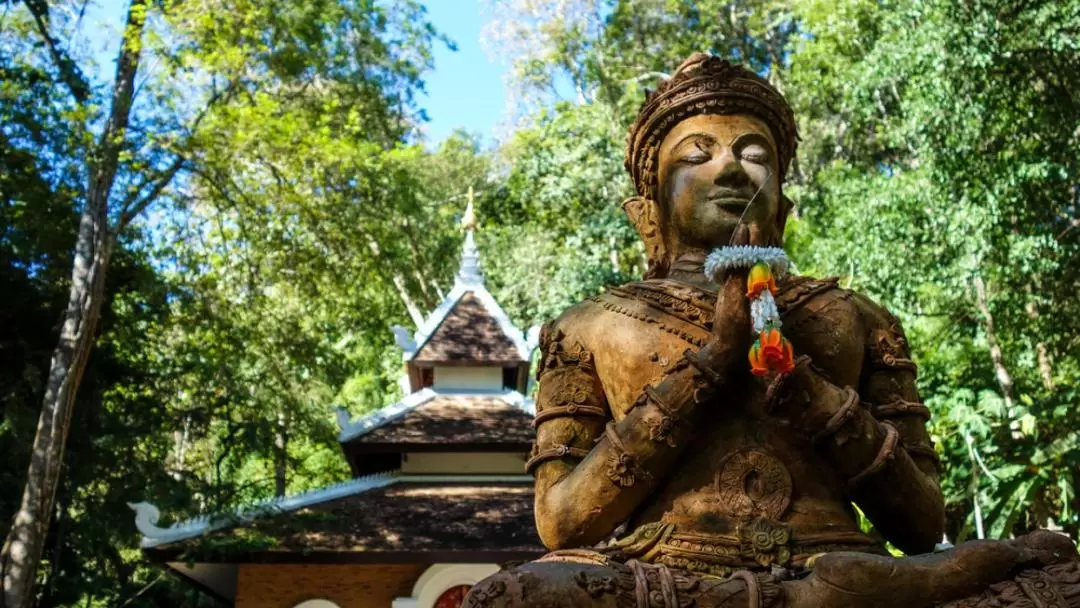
[465,532,1080,608]
[463,549,778,608]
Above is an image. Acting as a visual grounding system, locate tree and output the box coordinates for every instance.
[783,0,1080,540]
[1,3,190,603]
[0,0,445,603]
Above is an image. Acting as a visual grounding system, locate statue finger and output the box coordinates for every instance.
[731,223,750,247]
[749,222,765,247]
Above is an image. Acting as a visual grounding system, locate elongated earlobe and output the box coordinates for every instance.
[622,196,669,279]
[775,193,795,246]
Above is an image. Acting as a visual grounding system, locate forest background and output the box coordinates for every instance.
[1,0,1078,605]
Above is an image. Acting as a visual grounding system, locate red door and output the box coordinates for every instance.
[434,585,472,608]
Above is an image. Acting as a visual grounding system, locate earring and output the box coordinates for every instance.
[622,196,669,279]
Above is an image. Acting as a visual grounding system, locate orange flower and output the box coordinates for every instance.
[771,337,796,374]
[752,326,796,375]
[759,326,785,359]
[749,340,770,376]
[746,262,777,298]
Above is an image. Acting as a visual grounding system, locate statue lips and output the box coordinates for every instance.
[707,188,753,214]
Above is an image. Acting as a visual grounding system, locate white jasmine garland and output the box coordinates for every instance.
[750,290,781,333]
[703,246,790,283]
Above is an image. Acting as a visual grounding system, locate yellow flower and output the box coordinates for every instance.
[746,262,777,298]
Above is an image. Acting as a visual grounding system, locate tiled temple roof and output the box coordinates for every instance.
[351,393,535,447]
[394,228,535,366]
[139,478,542,560]
[413,292,524,364]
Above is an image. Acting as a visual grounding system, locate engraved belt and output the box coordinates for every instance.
[602,520,887,578]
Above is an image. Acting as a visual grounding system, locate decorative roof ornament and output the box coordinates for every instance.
[395,189,534,364]
[455,190,484,288]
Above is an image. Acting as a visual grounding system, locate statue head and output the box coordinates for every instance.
[623,53,799,279]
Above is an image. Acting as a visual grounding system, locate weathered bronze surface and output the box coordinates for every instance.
[465,53,1079,608]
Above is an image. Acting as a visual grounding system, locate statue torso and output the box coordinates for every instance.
[551,276,887,574]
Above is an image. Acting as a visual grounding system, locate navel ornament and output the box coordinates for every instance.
[704,246,795,376]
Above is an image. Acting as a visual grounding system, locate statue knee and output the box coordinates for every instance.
[463,561,622,608]
[462,570,515,608]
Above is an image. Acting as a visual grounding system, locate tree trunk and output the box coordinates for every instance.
[273,411,288,497]
[1,2,146,605]
[972,275,1017,417]
[1,188,114,608]
[365,236,426,326]
[171,415,192,481]
[1025,296,1056,390]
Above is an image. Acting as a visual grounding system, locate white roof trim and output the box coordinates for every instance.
[129,473,533,549]
[470,287,532,361]
[337,388,438,443]
[129,471,398,548]
[499,390,536,416]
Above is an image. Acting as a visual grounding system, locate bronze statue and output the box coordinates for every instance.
[465,54,1079,607]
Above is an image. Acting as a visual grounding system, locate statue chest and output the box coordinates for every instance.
[573,277,865,417]
[578,282,715,417]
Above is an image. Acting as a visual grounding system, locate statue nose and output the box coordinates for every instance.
[713,149,751,187]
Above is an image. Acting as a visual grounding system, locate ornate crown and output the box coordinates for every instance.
[625,53,799,202]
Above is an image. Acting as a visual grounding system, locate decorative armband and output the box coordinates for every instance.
[604,422,645,488]
[526,443,592,474]
[869,324,918,374]
[848,422,900,488]
[811,387,861,445]
[879,355,917,373]
[642,386,680,447]
[904,442,942,466]
[871,399,931,420]
[682,348,723,386]
[533,404,608,427]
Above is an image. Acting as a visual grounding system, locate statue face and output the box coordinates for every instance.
[657,114,782,251]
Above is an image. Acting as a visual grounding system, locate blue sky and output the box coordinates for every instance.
[420,1,507,146]
[82,0,507,147]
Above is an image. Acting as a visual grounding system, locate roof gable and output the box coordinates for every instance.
[396,230,535,364]
[413,292,524,364]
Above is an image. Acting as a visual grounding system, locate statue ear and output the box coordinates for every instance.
[775,193,795,246]
[622,196,669,279]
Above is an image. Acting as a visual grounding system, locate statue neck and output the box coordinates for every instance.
[666,249,717,290]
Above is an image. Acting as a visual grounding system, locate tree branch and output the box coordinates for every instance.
[972,274,1017,418]
[22,0,90,104]
[112,80,237,233]
[114,155,186,232]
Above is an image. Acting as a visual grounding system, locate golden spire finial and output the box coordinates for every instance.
[462,186,478,231]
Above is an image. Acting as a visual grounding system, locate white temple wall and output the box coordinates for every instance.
[401,452,526,474]
[432,367,502,391]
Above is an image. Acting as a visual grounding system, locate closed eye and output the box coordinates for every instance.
[680,140,713,164]
[679,152,710,164]
[739,144,770,164]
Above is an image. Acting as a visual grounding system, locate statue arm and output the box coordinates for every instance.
[851,301,945,552]
[783,296,944,555]
[529,323,720,551]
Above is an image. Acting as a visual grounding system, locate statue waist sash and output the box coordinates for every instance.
[600,520,887,578]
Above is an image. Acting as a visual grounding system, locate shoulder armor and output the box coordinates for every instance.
[775,275,841,315]
[536,317,595,379]
[848,292,916,373]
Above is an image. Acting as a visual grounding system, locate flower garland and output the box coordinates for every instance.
[704,246,795,376]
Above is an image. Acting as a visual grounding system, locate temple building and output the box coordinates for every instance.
[131,208,545,607]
